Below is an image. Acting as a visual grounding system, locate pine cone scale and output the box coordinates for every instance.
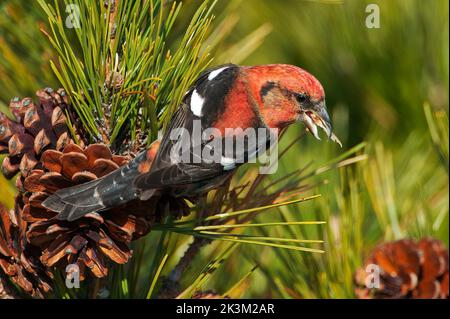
[1,203,52,297]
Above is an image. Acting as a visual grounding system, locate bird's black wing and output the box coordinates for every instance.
[133,64,244,193]
[135,103,225,187]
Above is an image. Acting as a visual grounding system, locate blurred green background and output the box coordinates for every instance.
[1,0,448,298]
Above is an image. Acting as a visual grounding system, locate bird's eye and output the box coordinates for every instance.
[296,93,308,103]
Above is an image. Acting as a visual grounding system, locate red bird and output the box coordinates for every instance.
[43,64,341,221]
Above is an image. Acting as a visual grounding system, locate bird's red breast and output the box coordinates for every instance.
[211,74,259,136]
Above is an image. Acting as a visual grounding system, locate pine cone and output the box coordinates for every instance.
[1,88,189,286]
[21,143,152,279]
[0,202,52,298]
[355,238,449,299]
[0,88,85,181]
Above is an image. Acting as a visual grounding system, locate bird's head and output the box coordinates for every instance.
[244,64,341,146]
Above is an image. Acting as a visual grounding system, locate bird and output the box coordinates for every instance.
[42,63,341,221]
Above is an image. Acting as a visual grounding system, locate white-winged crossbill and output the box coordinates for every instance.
[43,64,341,221]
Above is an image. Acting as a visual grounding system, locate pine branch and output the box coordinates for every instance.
[158,237,209,299]
[38,0,218,152]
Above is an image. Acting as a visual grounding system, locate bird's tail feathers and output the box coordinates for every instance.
[42,153,146,221]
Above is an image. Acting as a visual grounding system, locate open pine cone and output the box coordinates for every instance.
[355,238,449,299]
[0,88,85,181]
[21,143,153,279]
[0,202,52,298]
[1,88,191,293]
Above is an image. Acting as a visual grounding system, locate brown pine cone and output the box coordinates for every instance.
[0,88,85,181]
[355,238,449,299]
[21,143,152,279]
[2,88,190,286]
[0,202,52,298]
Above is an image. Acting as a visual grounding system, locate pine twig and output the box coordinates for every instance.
[158,237,210,299]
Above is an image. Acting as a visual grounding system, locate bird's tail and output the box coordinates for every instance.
[42,151,150,222]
